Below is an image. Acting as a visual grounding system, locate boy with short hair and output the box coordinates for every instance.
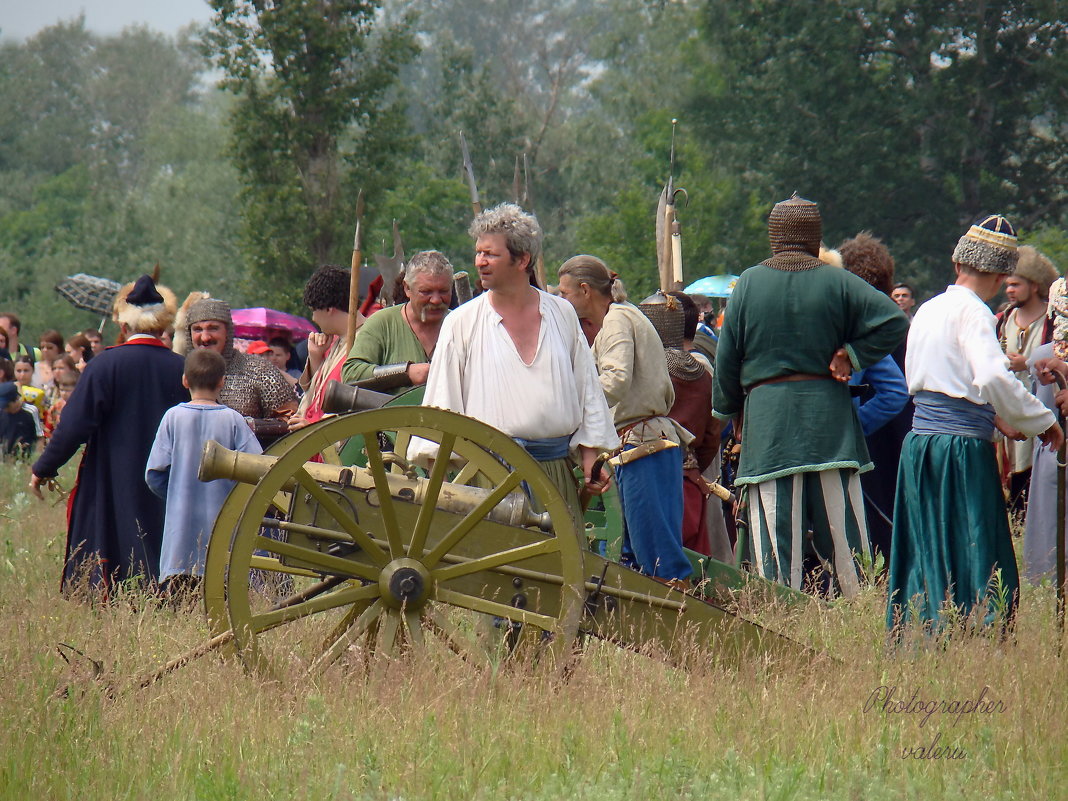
[146,349,262,596]
[0,381,38,458]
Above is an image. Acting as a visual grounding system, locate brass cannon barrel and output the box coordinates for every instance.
[199,441,553,532]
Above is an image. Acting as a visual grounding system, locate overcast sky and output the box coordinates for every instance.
[1,0,214,41]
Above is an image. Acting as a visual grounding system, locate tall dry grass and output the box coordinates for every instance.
[1,459,1065,800]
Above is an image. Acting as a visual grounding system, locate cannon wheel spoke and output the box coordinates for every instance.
[308,598,384,674]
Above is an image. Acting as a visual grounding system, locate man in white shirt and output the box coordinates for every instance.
[415,203,619,518]
[888,215,1063,632]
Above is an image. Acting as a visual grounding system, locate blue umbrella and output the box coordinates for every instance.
[684,274,740,298]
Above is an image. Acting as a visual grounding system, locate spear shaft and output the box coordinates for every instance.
[460,131,482,217]
[346,190,365,353]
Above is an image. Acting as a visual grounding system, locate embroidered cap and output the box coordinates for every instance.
[952,215,1018,274]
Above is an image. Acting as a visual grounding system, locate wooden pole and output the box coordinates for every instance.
[346,190,365,353]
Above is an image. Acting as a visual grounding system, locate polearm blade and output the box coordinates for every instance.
[669,118,684,289]
[656,185,672,293]
[459,131,482,217]
[346,189,365,352]
[375,219,405,307]
[523,153,531,207]
[658,118,685,292]
[523,153,545,289]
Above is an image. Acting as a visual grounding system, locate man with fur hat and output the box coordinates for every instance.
[713,194,908,599]
[29,274,187,593]
[558,255,693,585]
[887,216,1063,631]
[996,245,1060,516]
[184,297,298,427]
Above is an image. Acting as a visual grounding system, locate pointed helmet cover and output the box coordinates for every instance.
[769,193,822,257]
[637,290,685,348]
[761,193,824,272]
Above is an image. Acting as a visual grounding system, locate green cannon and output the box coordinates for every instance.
[198,405,810,674]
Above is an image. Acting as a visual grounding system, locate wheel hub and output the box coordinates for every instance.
[378,558,431,609]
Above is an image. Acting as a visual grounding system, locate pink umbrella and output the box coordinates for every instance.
[231,307,318,342]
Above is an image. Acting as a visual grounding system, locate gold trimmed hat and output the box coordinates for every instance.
[952,214,1018,274]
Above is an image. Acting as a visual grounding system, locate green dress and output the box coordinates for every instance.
[342,304,430,391]
[713,263,908,485]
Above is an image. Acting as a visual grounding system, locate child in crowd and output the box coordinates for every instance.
[0,381,38,458]
[146,349,261,599]
[48,370,79,432]
[3,359,44,444]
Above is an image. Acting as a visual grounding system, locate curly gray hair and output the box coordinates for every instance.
[468,202,542,274]
[404,250,455,289]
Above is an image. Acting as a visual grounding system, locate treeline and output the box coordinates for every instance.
[2,0,1065,336]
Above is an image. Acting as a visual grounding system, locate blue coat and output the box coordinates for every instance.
[33,338,186,591]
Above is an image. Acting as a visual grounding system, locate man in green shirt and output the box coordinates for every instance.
[713,194,908,598]
[342,251,454,393]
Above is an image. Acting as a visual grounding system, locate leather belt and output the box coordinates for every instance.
[745,373,831,393]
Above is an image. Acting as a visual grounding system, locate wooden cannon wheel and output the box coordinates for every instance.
[203,406,588,675]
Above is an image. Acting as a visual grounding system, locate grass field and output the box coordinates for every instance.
[1,459,1065,801]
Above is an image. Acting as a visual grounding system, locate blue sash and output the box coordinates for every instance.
[912,391,996,441]
[513,434,571,462]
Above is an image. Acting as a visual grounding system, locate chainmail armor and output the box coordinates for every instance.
[220,350,298,419]
[666,348,706,381]
[185,297,295,417]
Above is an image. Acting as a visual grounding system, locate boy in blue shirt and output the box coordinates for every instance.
[146,349,262,599]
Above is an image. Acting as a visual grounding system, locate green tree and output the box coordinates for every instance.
[0,21,245,337]
[204,0,418,308]
[694,0,1068,292]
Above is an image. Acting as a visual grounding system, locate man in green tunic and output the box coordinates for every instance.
[342,251,454,393]
[713,194,908,597]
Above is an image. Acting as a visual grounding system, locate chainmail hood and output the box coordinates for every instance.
[637,291,685,348]
[761,193,824,272]
[186,298,235,357]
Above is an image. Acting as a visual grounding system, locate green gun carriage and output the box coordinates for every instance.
[196,389,810,676]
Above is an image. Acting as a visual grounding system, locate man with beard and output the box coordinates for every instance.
[29,275,187,592]
[996,246,1059,516]
[411,204,618,517]
[185,298,298,430]
[342,251,454,393]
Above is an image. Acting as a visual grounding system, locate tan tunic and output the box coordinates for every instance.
[592,302,691,447]
[1001,308,1047,473]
